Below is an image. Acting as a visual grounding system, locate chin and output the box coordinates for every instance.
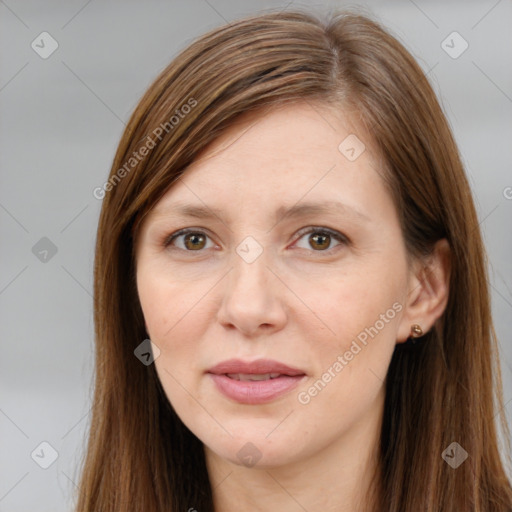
[201,428,310,470]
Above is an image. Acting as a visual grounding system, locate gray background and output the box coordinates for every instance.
[1,0,511,510]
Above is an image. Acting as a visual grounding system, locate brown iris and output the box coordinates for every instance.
[309,232,331,250]
[184,233,207,250]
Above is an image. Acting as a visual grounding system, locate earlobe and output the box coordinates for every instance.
[396,238,451,344]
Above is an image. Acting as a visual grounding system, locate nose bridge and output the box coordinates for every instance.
[228,240,273,300]
[216,238,286,334]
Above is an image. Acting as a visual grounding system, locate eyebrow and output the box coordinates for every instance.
[150,200,370,224]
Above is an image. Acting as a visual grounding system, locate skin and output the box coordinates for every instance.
[135,101,450,511]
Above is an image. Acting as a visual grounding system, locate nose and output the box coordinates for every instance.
[216,249,288,337]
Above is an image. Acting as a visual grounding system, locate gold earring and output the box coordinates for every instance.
[410,324,423,338]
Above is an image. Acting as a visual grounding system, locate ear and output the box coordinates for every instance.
[396,238,451,343]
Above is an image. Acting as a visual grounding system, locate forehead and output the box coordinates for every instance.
[143,101,391,226]
[190,101,365,171]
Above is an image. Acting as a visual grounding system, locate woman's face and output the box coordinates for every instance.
[135,101,413,469]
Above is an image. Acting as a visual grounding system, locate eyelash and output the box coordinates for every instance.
[163,226,350,254]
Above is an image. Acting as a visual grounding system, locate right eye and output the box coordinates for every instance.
[164,229,215,251]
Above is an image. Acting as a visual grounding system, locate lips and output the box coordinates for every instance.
[208,359,305,377]
[207,359,306,404]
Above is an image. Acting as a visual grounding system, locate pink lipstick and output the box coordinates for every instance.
[207,359,306,404]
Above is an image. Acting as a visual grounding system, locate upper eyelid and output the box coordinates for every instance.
[295,226,348,242]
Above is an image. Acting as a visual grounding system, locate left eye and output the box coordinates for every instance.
[294,228,348,252]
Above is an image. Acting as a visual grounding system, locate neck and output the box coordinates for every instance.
[205,387,384,512]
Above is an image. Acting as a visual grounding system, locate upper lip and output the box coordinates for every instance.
[207,358,306,376]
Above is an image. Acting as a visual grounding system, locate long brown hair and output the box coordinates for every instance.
[74,9,512,511]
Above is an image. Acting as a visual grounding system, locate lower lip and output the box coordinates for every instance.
[208,373,305,404]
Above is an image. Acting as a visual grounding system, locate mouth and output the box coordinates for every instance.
[225,372,283,381]
[207,359,306,404]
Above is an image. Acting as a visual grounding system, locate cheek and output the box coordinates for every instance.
[137,278,168,340]
[296,258,406,403]
[136,266,213,395]
[307,264,404,346]
[137,265,201,342]
[137,271,203,405]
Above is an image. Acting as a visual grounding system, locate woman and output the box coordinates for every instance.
[75,9,512,511]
